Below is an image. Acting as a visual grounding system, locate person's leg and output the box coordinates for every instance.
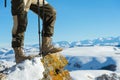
[11,0,33,63]
[30,3,62,56]
[30,3,55,36]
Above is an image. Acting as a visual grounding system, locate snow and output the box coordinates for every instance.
[70,70,120,80]
[7,57,44,80]
[0,46,120,80]
[62,46,120,56]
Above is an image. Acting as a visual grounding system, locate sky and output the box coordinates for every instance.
[0,0,120,47]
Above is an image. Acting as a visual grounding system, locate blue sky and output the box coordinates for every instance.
[0,0,120,47]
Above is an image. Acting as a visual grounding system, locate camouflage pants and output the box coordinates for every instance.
[11,0,56,48]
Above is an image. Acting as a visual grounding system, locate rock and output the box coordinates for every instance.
[96,73,120,80]
[0,73,7,80]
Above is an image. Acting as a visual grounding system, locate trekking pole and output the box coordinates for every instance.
[5,0,7,7]
[42,0,45,56]
[43,0,45,22]
[37,0,41,55]
[37,0,45,56]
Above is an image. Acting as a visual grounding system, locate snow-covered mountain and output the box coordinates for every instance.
[54,36,120,48]
[0,36,120,80]
[0,46,120,80]
[62,46,120,72]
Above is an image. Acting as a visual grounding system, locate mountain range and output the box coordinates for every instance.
[22,36,120,49]
[54,36,120,48]
[0,36,120,80]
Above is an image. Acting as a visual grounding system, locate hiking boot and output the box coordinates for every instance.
[13,47,34,63]
[42,37,63,56]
